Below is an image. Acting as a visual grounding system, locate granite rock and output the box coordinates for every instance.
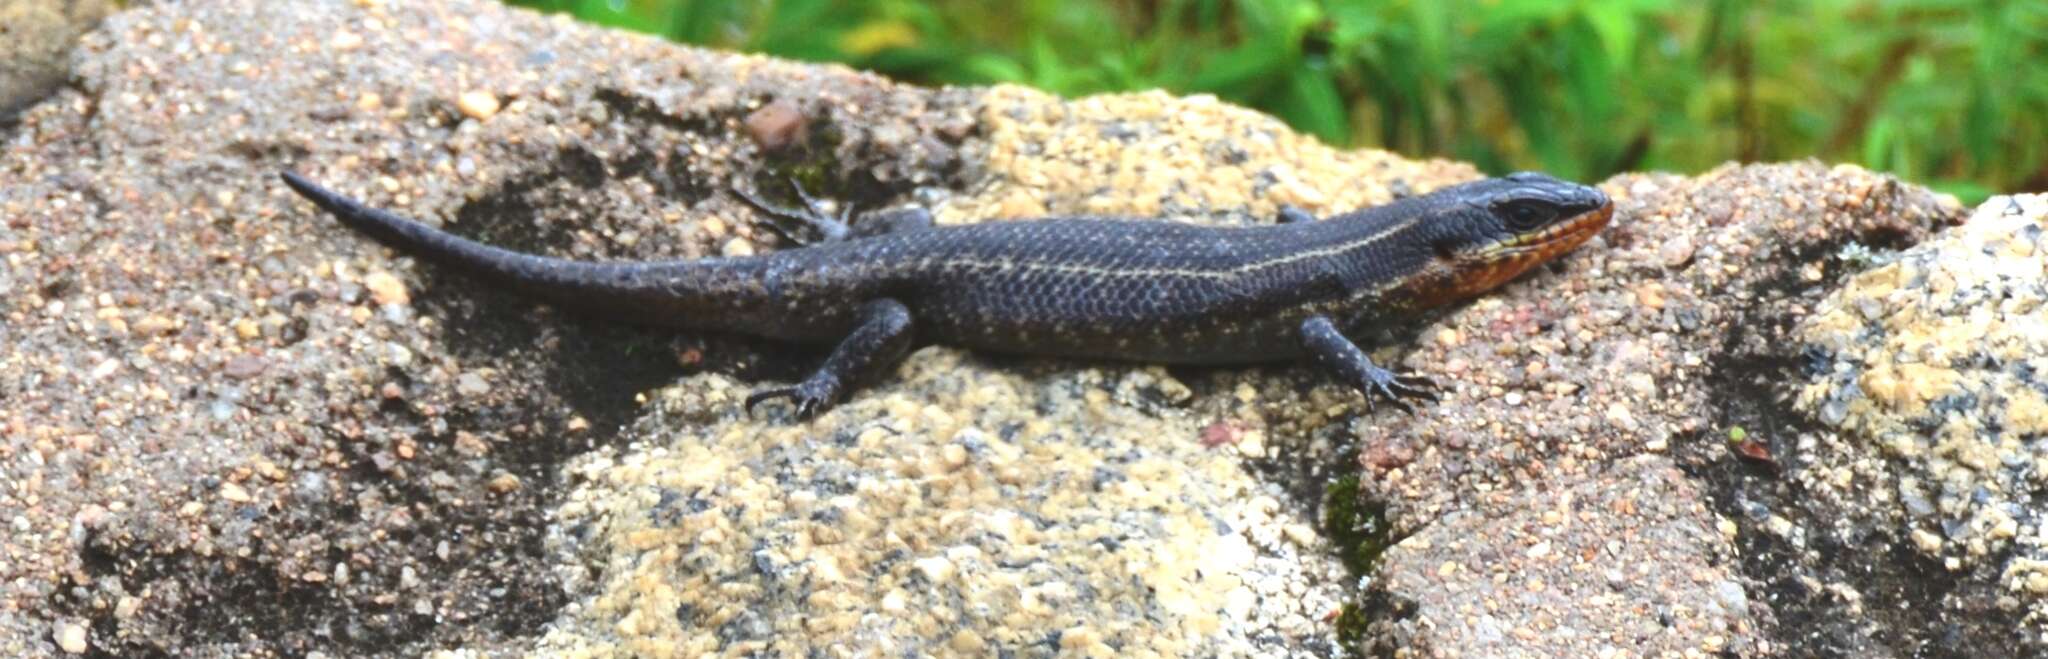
[0,0,114,118]
[1791,193,2048,642]
[0,0,2023,656]
[1345,162,1968,658]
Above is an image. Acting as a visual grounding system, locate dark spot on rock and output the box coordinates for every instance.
[1098,121,1140,142]
[715,609,770,643]
[1799,346,1833,378]
[1091,466,1125,491]
[307,106,351,122]
[751,547,782,580]
[280,316,309,346]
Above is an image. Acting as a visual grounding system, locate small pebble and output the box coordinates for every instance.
[133,314,176,336]
[745,100,807,151]
[456,372,490,396]
[487,472,523,494]
[1659,235,1697,268]
[949,630,986,654]
[55,622,87,653]
[363,271,409,306]
[940,443,969,469]
[223,355,265,380]
[913,555,956,584]
[114,596,141,620]
[457,90,501,120]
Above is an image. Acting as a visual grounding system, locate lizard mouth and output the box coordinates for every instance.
[1500,199,1615,261]
[1403,198,1616,308]
[1472,199,1614,282]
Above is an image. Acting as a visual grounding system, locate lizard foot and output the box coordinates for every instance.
[731,179,852,245]
[1361,368,1438,415]
[743,375,843,419]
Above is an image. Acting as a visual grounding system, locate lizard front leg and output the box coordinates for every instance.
[746,298,917,419]
[1297,315,1438,414]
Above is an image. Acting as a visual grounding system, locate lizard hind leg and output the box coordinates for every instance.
[745,298,917,419]
[732,178,937,244]
[730,179,853,245]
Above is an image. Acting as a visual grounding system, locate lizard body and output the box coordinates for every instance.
[282,171,1612,417]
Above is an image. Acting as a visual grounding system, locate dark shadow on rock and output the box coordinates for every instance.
[1684,225,2028,658]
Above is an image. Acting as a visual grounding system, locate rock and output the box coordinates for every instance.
[362,271,409,306]
[456,90,500,121]
[744,99,807,151]
[0,0,2017,656]
[54,621,87,653]
[540,352,1351,656]
[455,372,490,397]
[222,354,265,380]
[0,0,115,117]
[218,482,252,504]
[1792,192,2048,634]
[1370,457,1747,657]
[1350,161,1967,657]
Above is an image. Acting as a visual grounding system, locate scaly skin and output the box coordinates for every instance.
[282,171,1613,417]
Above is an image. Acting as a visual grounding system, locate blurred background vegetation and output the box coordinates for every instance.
[506,0,2046,203]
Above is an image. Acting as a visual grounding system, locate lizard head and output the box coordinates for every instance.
[1392,172,1614,309]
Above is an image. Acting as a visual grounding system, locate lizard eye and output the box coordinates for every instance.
[1496,200,1557,231]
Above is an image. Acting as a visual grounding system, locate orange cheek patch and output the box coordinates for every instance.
[1391,203,1612,310]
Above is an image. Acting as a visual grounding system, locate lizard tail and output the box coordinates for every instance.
[280,171,722,317]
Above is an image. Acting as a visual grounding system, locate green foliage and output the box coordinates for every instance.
[507,0,2048,203]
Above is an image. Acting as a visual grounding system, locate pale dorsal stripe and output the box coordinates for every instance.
[929,216,1425,281]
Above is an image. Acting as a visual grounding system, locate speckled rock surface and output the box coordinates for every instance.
[1341,163,1973,658]
[0,0,113,118]
[0,0,2022,656]
[1790,194,2048,640]
[538,353,1349,656]
[1372,456,1750,657]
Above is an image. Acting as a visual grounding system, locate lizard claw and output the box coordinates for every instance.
[787,178,845,224]
[744,386,798,417]
[743,376,841,419]
[1362,367,1438,415]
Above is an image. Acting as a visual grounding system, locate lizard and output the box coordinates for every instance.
[280,170,1613,419]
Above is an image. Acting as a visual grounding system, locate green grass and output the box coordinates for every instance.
[506,0,2048,204]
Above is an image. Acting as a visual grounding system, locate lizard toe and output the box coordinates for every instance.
[744,386,798,416]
